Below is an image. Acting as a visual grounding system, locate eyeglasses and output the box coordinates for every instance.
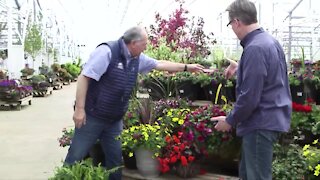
[227,19,237,27]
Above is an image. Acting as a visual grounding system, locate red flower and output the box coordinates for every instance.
[180,156,188,166]
[173,135,180,144]
[178,131,183,138]
[188,155,195,162]
[304,105,312,112]
[173,146,180,152]
[180,143,185,150]
[170,156,177,163]
[306,98,314,104]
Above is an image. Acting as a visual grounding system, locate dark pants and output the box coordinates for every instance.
[64,114,123,180]
[239,130,279,180]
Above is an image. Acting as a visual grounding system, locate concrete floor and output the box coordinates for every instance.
[0,83,75,180]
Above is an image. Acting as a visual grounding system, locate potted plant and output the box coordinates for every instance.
[289,72,306,104]
[158,133,200,178]
[171,71,199,101]
[140,70,174,100]
[20,64,35,77]
[50,158,122,180]
[118,123,167,178]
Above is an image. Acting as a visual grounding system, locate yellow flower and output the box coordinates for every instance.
[313,139,319,145]
[303,144,310,151]
[123,141,127,146]
[130,127,136,132]
[309,165,314,171]
[167,111,172,116]
[157,145,161,149]
[154,153,159,157]
[172,117,179,122]
[303,150,310,157]
[314,164,320,176]
[129,152,133,157]
[178,119,184,125]
[123,129,129,133]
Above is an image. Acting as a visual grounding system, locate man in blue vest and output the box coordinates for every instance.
[212,0,291,179]
[64,26,204,180]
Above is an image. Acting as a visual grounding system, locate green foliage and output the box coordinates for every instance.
[302,139,320,178]
[144,38,182,62]
[193,72,213,87]
[31,74,46,83]
[272,144,307,179]
[64,63,81,78]
[171,71,197,84]
[53,48,59,62]
[20,67,35,75]
[289,73,302,86]
[24,24,43,60]
[49,158,122,180]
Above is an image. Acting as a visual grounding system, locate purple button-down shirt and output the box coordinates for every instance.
[226,28,292,136]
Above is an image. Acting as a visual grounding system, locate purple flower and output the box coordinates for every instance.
[185,131,194,141]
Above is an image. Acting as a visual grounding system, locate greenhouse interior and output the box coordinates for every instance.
[0,0,320,179]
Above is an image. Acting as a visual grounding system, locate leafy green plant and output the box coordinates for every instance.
[49,158,122,180]
[24,24,43,61]
[64,63,81,79]
[272,144,307,179]
[193,72,212,88]
[140,71,175,100]
[171,71,197,84]
[302,139,320,178]
[20,67,35,76]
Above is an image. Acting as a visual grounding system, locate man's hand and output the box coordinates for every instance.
[186,64,204,72]
[73,107,86,128]
[211,116,232,132]
[224,58,238,79]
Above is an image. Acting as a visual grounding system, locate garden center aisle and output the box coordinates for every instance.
[0,82,75,180]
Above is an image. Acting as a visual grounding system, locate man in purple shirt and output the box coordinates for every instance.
[66,26,204,180]
[211,0,292,179]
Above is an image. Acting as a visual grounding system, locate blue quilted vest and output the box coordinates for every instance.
[85,39,140,121]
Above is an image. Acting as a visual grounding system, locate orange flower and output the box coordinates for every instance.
[165,135,171,143]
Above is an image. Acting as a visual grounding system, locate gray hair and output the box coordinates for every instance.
[226,0,257,25]
[122,26,145,44]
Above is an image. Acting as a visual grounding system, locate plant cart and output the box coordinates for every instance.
[33,86,53,97]
[0,95,32,111]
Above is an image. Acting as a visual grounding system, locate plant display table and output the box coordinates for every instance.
[33,86,53,97]
[0,95,32,110]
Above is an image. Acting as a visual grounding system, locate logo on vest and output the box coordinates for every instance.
[117,62,124,69]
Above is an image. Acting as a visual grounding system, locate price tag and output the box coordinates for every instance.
[297,92,303,97]
[179,89,184,93]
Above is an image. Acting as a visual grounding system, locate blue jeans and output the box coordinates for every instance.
[239,130,279,180]
[64,114,123,180]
